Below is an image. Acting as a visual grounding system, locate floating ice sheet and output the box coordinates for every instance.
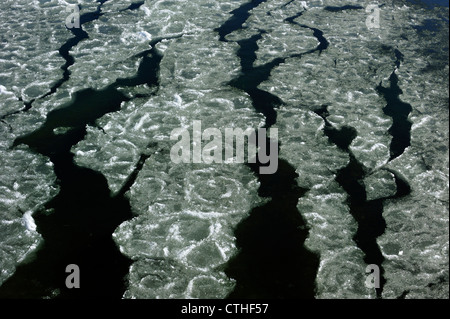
[113,161,262,298]
[0,126,57,286]
[275,108,375,298]
[73,27,265,298]
[364,170,397,201]
[0,0,69,104]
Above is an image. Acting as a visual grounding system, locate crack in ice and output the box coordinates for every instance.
[315,104,412,298]
[215,0,332,298]
[0,22,181,299]
[376,49,413,161]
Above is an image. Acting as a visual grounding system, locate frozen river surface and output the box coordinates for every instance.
[0,0,448,299]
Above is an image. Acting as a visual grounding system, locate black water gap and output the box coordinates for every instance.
[0,37,170,298]
[225,155,319,298]
[376,49,412,161]
[323,5,364,12]
[314,105,411,298]
[214,0,268,41]
[120,1,146,12]
[217,1,320,298]
[223,9,331,128]
[285,12,329,55]
[0,89,131,299]
[228,30,296,127]
[280,0,296,9]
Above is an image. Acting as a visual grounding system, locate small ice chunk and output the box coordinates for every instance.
[22,210,37,232]
[363,169,397,201]
[53,127,73,135]
[138,31,152,41]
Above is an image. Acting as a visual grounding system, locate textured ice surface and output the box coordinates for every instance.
[0,0,70,105]
[68,1,154,91]
[378,59,449,298]
[74,26,265,297]
[379,147,449,298]
[0,0,61,283]
[73,30,259,194]
[257,2,396,171]
[364,170,397,201]
[1,0,448,299]
[378,1,448,299]
[273,108,349,189]
[113,162,261,298]
[238,0,447,299]
[0,126,57,286]
[275,108,373,298]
